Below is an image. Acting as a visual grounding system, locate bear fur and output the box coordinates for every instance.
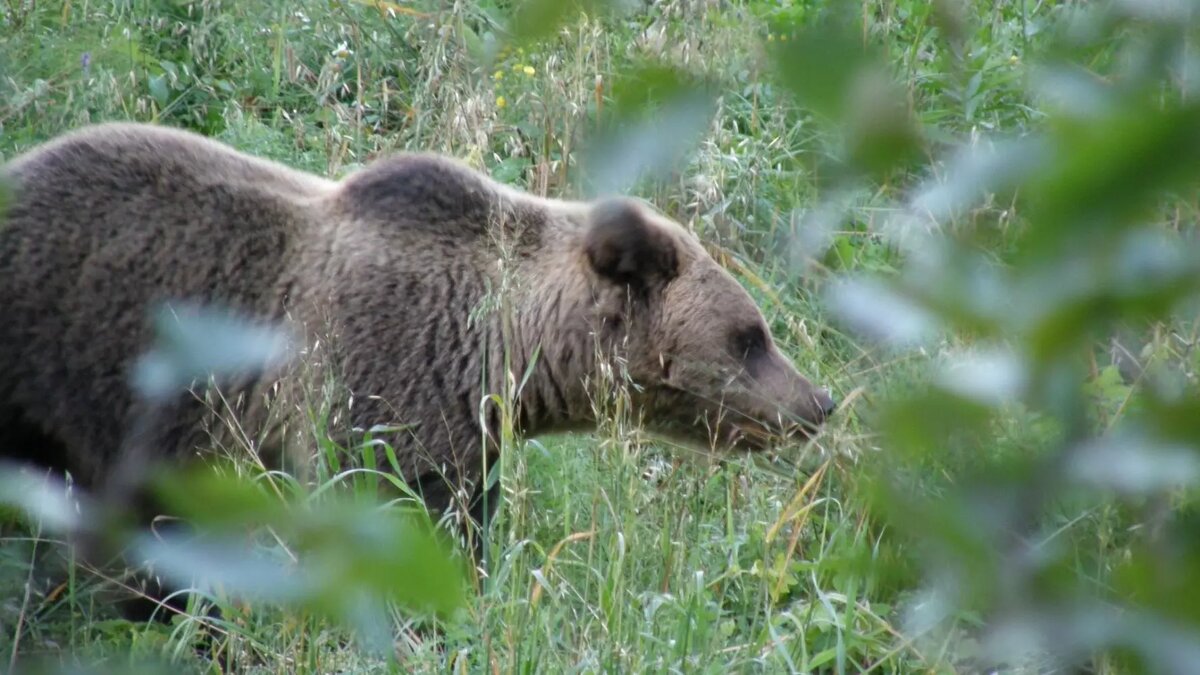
[0,122,834,541]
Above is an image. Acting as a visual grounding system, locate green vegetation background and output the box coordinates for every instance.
[3,0,1200,673]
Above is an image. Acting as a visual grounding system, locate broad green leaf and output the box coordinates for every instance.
[131,302,293,401]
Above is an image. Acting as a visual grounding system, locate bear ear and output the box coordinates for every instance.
[584,198,679,288]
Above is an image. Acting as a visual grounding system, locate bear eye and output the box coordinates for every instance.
[730,325,768,361]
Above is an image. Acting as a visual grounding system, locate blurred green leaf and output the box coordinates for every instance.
[766,8,925,180]
[579,62,716,196]
[1019,98,1200,259]
[151,461,286,527]
[1112,510,1200,626]
[935,345,1029,407]
[766,9,876,122]
[909,139,1050,223]
[825,276,940,349]
[1017,229,1200,361]
[983,605,1200,675]
[873,387,996,465]
[606,62,713,118]
[1066,429,1200,495]
[0,461,83,533]
[147,73,170,106]
[137,468,469,622]
[842,71,926,179]
[131,302,293,401]
[506,0,616,47]
[833,3,1200,670]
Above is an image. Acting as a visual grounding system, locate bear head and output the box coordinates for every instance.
[580,197,836,452]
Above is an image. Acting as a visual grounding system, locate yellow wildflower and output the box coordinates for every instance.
[496,95,507,109]
[767,33,775,42]
[523,65,536,76]
[493,70,504,81]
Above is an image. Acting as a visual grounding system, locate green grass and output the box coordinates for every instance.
[0,0,1187,673]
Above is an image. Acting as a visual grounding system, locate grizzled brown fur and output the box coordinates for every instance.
[0,122,834,538]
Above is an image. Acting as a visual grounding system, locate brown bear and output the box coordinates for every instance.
[0,122,834,604]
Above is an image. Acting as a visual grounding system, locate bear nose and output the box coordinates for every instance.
[813,389,837,421]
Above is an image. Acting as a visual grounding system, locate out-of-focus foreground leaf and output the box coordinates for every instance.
[766,7,925,181]
[143,464,469,621]
[0,300,469,662]
[131,301,294,402]
[820,1,1200,671]
[578,61,717,197]
[505,0,622,47]
[0,462,84,533]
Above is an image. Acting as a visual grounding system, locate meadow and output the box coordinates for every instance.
[3,0,1200,673]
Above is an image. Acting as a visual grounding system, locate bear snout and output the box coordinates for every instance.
[755,354,835,431]
[729,384,835,448]
[787,386,836,432]
[812,388,838,422]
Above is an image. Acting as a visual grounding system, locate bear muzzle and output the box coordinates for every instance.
[731,379,837,451]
